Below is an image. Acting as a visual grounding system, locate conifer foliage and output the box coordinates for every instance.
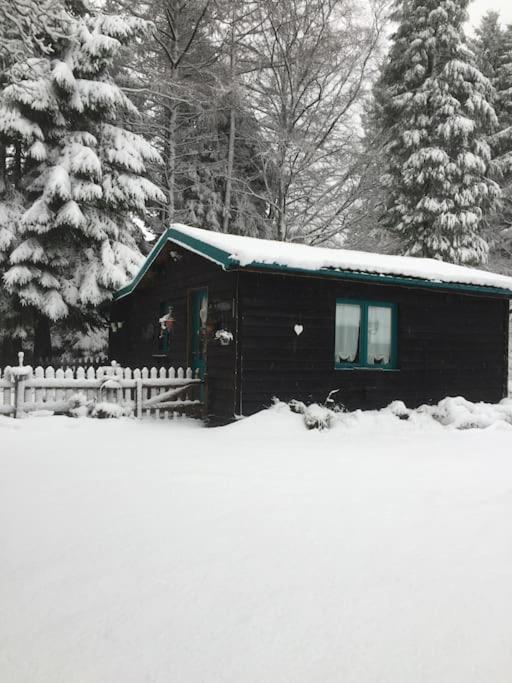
[379,0,499,265]
[0,11,164,331]
[474,18,512,271]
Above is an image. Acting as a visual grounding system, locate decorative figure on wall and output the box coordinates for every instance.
[294,324,304,336]
[215,330,234,346]
[169,250,183,262]
[158,305,175,352]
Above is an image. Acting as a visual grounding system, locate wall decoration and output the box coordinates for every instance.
[215,330,234,346]
[158,304,175,352]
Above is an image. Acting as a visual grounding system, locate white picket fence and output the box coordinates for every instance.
[0,353,203,419]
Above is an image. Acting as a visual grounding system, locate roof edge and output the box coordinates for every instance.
[240,261,512,298]
[114,226,512,302]
[114,226,237,301]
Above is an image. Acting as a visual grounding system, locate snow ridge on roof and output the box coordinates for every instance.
[171,224,512,293]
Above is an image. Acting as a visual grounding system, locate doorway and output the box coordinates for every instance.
[189,288,208,379]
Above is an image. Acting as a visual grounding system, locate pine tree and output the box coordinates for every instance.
[472,11,504,80]
[473,15,512,272]
[492,27,512,175]
[0,11,164,357]
[379,0,500,265]
[488,25,512,271]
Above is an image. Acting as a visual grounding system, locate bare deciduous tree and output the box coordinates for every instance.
[240,0,387,242]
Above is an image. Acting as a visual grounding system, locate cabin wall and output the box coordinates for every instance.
[109,246,237,422]
[238,271,509,415]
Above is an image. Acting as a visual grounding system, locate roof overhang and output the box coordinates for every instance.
[114,227,512,301]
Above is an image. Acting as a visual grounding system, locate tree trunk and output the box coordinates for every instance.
[13,142,22,189]
[223,106,236,233]
[223,16,237,234]
[166,105,177,223]
[0,143,6,194]
[33,316,52,365]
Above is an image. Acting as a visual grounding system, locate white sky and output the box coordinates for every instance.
[468,0,512,29]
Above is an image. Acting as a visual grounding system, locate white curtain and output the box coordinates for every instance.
[335,303,361,363]
[367,306,392,365]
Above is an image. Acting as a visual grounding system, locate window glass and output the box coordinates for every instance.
[335,303,361,364]
[367,305,392,365]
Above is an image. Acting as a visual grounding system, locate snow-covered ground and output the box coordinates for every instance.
[2,405,512,682]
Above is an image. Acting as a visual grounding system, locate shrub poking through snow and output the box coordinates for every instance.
[387,400,410,421]
[302,404,333,431]
[287,391,345,430]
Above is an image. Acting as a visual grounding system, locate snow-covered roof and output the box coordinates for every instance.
[115,223,512,300]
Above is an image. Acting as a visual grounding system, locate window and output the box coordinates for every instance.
[335,300,397,369]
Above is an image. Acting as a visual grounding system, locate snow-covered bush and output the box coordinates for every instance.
[281,396,512,431]
[66,392,92,418]
[90,402,133,419]
[429,396,512,430]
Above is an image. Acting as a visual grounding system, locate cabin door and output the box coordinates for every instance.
[190,288,208,379]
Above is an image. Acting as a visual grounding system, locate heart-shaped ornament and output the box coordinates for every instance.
[294,324,304,336]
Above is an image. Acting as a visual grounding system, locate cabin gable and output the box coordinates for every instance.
[110,242,238,421]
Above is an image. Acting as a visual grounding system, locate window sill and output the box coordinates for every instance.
[334,366,399,371]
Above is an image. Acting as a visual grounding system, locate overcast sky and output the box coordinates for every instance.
[468,0,512,29]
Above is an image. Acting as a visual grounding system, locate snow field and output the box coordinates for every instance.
[1,406,512,682]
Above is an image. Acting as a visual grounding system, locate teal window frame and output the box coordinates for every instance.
[334,299,398,370]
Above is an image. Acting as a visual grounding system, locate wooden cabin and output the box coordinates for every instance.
[109,224,512,423]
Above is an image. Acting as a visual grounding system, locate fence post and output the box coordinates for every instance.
[15,352,26,419]
[136,378,142,418]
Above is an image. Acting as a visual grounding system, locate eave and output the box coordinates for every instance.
[113,227,512,302]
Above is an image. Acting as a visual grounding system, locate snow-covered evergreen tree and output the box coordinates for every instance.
[379,0,500,265]
[491,27,512,175]
[472,11,504,81]
[488,26,512,271]
[0,11,164,352]
[474,16,512,272]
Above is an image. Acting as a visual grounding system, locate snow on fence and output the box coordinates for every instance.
[0,353,203,419]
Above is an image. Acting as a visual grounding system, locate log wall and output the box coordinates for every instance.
[237,270,509,415]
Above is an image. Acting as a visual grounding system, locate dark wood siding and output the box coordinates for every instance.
[109,244,237,422]
[238,271,509,415]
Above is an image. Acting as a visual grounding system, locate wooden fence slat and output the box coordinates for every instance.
[64,368,74,401]
[124,367,132,404]
[149,367,158,419]
[86,367,95,400]
[34,367,44,406]
[141,368,149,418]
[55,368,65,404]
